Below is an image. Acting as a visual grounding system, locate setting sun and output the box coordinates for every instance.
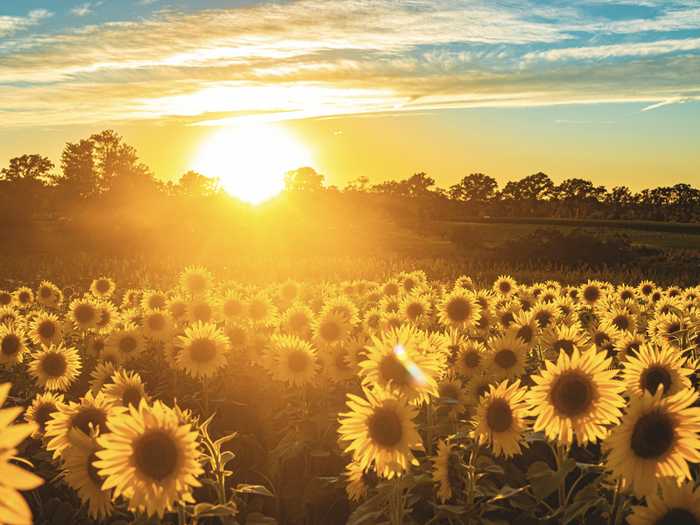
[191,123,313,204]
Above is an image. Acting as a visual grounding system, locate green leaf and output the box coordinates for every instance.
[235,483,274,497]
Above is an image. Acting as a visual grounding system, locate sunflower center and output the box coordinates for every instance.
[655,508,699,525]
[186,275,207,293]
[334,351,350,370]
[535,311,552,329]
[320,320,341,342]
[287,350,310,373]
[147,314,166,331]
[476,383,490,400]
[227,327,246,346]
[517,325,533,343]
[379,354,412,387]
[667,322,681,335]
[171,302,187,318]
[406,303,424,320]
[289,312,308,330]
[498,282,511,294]
[494,349,517,370]
[33,403,57,432]
[446,299,471,322]
[463,351,481,369]
[42,352,68,377]
[613,315,629,330]
[38,320,56,339]
[1,334,21,356]
[553,339,575,356]
[594,332,611,347]
[72,407,108,435]
[96,279,110,293]
[19,291,31,303]
[189,339,217,363]
[486,399,513,433]
[642,285,653,295]
[119,336,138,354]
[583,287,600,302]
[384,283,399,296]
[122,386,143,407]
[74,304,95,324]
[641,366,673,395]
[630,409,675,459]
[500,312,514,327]
[133,429,179,482]
[367,407,403,448]
[550,372,594,417]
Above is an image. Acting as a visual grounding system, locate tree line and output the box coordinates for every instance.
[1,130,698,255]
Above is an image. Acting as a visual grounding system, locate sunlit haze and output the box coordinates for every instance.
[191,124,313,204]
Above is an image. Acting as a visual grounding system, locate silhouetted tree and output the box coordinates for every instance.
[177,171,220,196]
[285,167,325,192]
[0,154,56,184]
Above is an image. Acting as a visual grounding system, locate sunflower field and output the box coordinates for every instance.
[1,268,700,525]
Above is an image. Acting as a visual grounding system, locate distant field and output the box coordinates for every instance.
[436,217,700,251]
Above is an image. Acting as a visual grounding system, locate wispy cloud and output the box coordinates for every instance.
[71,2,103,17]
[0,0,699,128]
[0,9,51,38]
[641,97,690,111]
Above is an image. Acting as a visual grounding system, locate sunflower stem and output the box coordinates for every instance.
[202,377,210,416]
[609,478,624,525]
[389,476,404,525]
[425,402,434,457]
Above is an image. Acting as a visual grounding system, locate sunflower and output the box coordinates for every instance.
[62,431,113,520]
[437,289,481,331]
[28,343,82,392]
[363,308,383,334]
[510,310,540,348]
[495,300,521,330]
[187,295,217,324]
[628,479,700,525]
[359,325,441,405]
[12,286,34,309]
[382,280,401,298]
[281,302,314,337]
[614,332,646,362]
[485,331,529,381]
[271,335,318,386]
[313,310,352,347]
[95,400,203,518]
[89,362,119,393]
[246,294,278,326]
[528,347,625,446]
[379,296,401,315]
[218,290,246,323]
[540,323,589,359]
[638,280,657,300]
[94,302,117,333]
[474,379,529,458]
[25,391,65,438]
[166,295,189,325]
[456,340,488,379]
[0,306,20,327]
[141,290,168,312]
[0,323,28,366]
[69,297,99,331]
[0,290,13,307]
[321,295,360,326]
[105,325,144,363]
[553,296,578,325]
[176,321,229,379]
[179,265,213,296]
[45,390,118,459]
[432,440,463,503]
[319,344,355,383]
[531,302,558,331]
[397,293,430,326]
[648,312,686,350]
[588,322,616,355]
[102,369,150,408]
[121,288,141,309]
[0,383,43,525]
[580,280,605,307]
[604,388,700,497]
[344,461,369,502]
[623,343,693,398]
[338,388,422,479]
[141,310,173,341]
[600,305,637,336]
[90,277,116,299]
[493,275,517,297]
[28,311,63,346]
[454,275,475,291]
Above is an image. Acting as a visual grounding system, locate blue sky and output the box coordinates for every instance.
[0,0,698,188]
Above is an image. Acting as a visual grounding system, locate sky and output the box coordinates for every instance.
[1,0,699,191]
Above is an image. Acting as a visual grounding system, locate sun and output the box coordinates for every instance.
[192,123,313,204]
